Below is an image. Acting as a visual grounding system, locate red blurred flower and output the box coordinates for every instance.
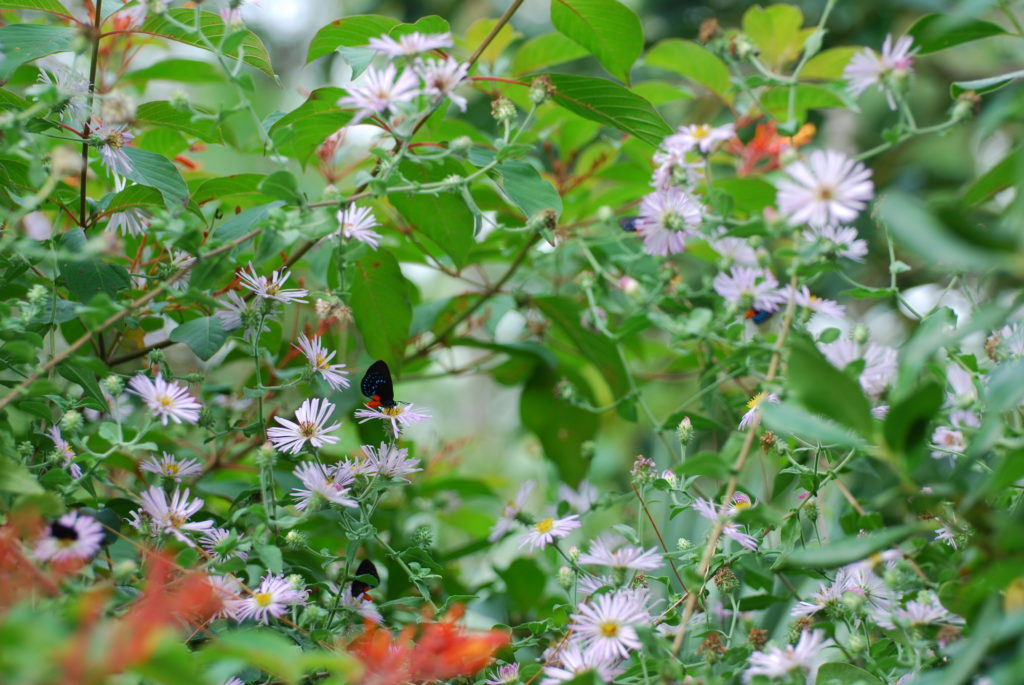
[726,120,816,176]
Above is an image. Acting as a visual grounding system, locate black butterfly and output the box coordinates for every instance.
[360,360,396,409]
[619,216,640,232]
[50,520,78,540]
[745,308,774,324]
[350,559,380,599]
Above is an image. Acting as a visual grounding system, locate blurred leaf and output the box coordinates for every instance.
[138,9,274,76]
[169,316,228,361]
[773,524,922,569]
[211,201,284,242]
[512,32,589,75]
[123,147,189,211]
[0,0,71,15]
[193,173,268,206]
[255,543,284,574]
[952,69,1024,97]
[964,147,1024,205]
[496,558,546,611]
[494,161,562,219]
[891,308,956,402]
[269,87,353,165]
[678,453,730,479]
[122,58,224,85]
[908,13,1007,54]
[801,47,858,80]
[56,361,106,410]
[742,4,814,70]
[714,178,777,216]
[306,15,398,63]
[520,363,598,486]
[787,334,874,436]
[463,17,521,66]
[101,185,164,217]
[135,100,222,143]
[883,381,943,456]
[0,455,43,494]
[259,170,302,204]
[202,629,303,683]
[645,39,732,103]
[391,159,474,268]
[550,0,643,83]
[0,24,75,79]
[389,15,450,38]
[58,228,132,304]
[546,73,672,148]
[816,662,884,685]
[761,402,869,449]
[760,84,845,121]
[348,250,412,372]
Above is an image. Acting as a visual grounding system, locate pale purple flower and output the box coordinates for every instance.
[739,391,779,430]
[935,526,957,549]
[209,574,244,620]
[105,208,147,237]
[664,122,735,155]
[267,398,342,454]
[708,230,758,266]
[651,143,704,190]
[802,224,869,262]
[570,590,649,662]
[230,574,307,624]
[519,514,581,551]
[692,497,759,551]
[417,58,470,111]
[490,480,535,542]
[791,570,849,618]
[341,586,383,624]
[214,291,268,342]
[557,481,598,513]
[34,511,105,563]
[713,266,788,312]
[359,442,421,481]
[337,64,420,125]
[132,485,214,545]
[776,150,874,228]
[140,452,203,481]
[819,338,898,399]
[93,121,134,188]
[237,262,308,303]
[367,32,453,57]
[200,527,249,562]
[871,591,963,630]
[38,65,89,122]
[743,629,832,684]
[790,285,846,318]
[871,404,890,419]
[484,663,520,684]
[353,402,431,438]
[127,373,202,425]
[578,533,662,571]
[540,642,624,685]
[844,34,917,109]
[47,426,81,479]
[290,461,357,510]
[294,334,350,391]
[635,187,702,256]
[577,574,614,598]
[335,205,382,250]
[930,426,966,461]
[990,323,1024,359]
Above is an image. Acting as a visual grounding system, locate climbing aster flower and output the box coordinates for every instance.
[140,452,203,482]
[739,391,779,429]
[359,442,421,481]
[214,291,268,342]
[268,398,343,454]
[935,526,958,549]
[635,187,702,256]
[353,402,431,438]
[844,565,896,616]
[791,569,849,618]
[337,64,420,125]
[713,266,788,312]
[577,574,615,598]
[665,122,735,155]
[743,629,832,684]
[790,285,846,318]
[127,373,202,425]
[844,34,917,109]
[776,149,874,228]
[38,65,90,122]
[519,514,581,551]
[237,262,308,303]
[708,231,758,266]
[230,574,307,624]
[107,208,148,237]
[367,31,453,57]
[200,527,249,562]
[34,511,105,563]
[93,122,134,190]
[930,426,966,461]
[571,590,649,662]
[48,426,81,479]
[335,204,382,250]
[208,574,244,620]
[290,461,357,510]
[558,481,599,513]
[819,338,898,399]
[692,497,759,551]
[489,480,535,542]
[872,591,963,630]
[416,58,470,111]
[294,334,350,391]
[578,533,662,571]
[540,642,624,685]
[132,485,214,545]
[340,586,383,624]
[484,663,520,684]
[802,224,868,262]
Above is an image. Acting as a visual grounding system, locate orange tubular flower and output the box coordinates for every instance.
[727,120,816,176]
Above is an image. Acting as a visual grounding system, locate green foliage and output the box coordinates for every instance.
[550,0,644,83]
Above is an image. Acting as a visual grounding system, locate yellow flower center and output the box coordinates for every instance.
[815,185,835,201]
[166,463,180,475]
[315,353,329,370]
[105,131,125,148]
[266,283,281,295]
[599,621,620,637]
[733,498,751,511]
[692,124,711,139]
[383,406,403,417]
[253,592,274,607]
[157,394,174,407]
[535,518,555,534]
[168,513,185,528]
[299,422,318,438]
[746,392,766,410]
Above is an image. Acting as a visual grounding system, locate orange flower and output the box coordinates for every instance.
[727,120,816,176]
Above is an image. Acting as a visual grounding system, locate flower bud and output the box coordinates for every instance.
[102,374,124,397]
[676,417,694,446]
[847,633,866,653]
[567,546,580,563]
[449,135,472,153]
[853,324,869,345]
[731,34,759,60]
[596,205,614,223]
[491,97,516,124]
[557,565,574,589]
[148,348,166,366]
[713,566,739,593]
[660,469,677,489]
[617,276,640,296]
[255,443,277,468]
[952,93,979,122]
[677,537,693,551]
[198,407,216,429]
[284,530,308,549]
[322,184,342,202]
[287,574,306,591]
[113,559,138,579]
[26,284,48,305]
[631,456,657,486]
[413,525,434,548]
[60,410,83,434]
[529,75,554,105]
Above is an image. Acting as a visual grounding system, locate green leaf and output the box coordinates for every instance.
[714,177,777,216]
[952,69,1024,98]
[137,9,274,77]
[57,361,107,410]
[760,84,845,121]
[134,100,222,143]
[201,629,303,684]
[816,662,884,685]
[550,0,643,83]
[761,402,868,449]
[211,201,284,242]
[389,16,450,39]
[546,73,672,148]
[787,334,874,436]
[268,87,353,165]
[742,4,814,70]
[801,47,858,80]
[645,39,732,103]
[192,173,267,206]
[908,13,1008,54]
[255,543,284,574]
[462,17,521,66]
[883,381,943,455]
[348,250,412,372]
[306,14,399,63]
[496,558,546,610]
[512,32,589,75]
[258,170,302,204]
[390,159,474,268]
[122,147,189,211]
[494,161,562,219]
[773,524,922,569]
[58,228,132,304]
[876,191,1010,273]
[520,363,598,486]
[891,308,957,402]
[0,0,72,16]
[964,147,1024,205]
[0,455,43,495]
[121,58,224,85]
[101,185,164,218]
[0,24,75,79]
[169,316,228,361]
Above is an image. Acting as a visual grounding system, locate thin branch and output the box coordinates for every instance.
[79,0,103,227]
[631,481,689,594]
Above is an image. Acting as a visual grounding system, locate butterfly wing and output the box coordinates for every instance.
[350,559,380,598]
[360,360,395,408]
[619,216,640,232]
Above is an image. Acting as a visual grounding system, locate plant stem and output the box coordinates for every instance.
[79,0,103,227]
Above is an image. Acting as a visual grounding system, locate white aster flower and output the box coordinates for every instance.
[335,204,382,250]
[359,442,421,481]
[214,290,268,342]
[107,207,148,237]
[872,591,963,630]
[340,586,383,624]
[930,426,966,462]
[570,589,649,662]
[200,527,249,562]
[558,481,599,513]
[291,460,357,510]
[665,122,735,155]
[819,338,898,399]
[93,121,134,190]
[578,533,662,571]
[802,224,869,262]
[743,629,832,684]
[776,149,874,228]
[484,663,520,684]
[490,480,535,542]
[635,187,702,256]
[739,391,779,430]
[34,511,105,563]
[791,569,849,618]
[844,34,917,110]
[713,266,788,312]
[208,574,244,620]
[577,574,615,598]
[267,398,342,455]
[230,574,307,624]
[127,373,202,425]
[47,426,81,479]
[294,334,350,391]
[38,65,89,122]
[708,230,758,266]
[337,64,421,125]
[416,58,470,111]
[367,31,453,57]
[519,514,581,551]
[540,642,624,685]
[692,497,759,551]
[353,402,431,438]
[934,526,958,549]
[140,452,203,482]
[790,284,846,318]
[237,262,308,303]
[133,485,214,545]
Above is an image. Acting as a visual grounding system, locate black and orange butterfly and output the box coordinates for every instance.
[350,559,380,600]
[360,360,396,409]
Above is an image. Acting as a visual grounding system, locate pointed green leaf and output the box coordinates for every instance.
[512,32,589,76]
[0,24,75,79]
[169,316,228,361]
[137,9,274,76]
[546,73,672,148]
[58,228,132,304]
[268,87,353,165]
[390,159,474,269]
[348,250,412,371]
[787,333,874,436]
[306,14,399,63]
[550,0,643,83]
[908,13,1007,54]
[494,161,562,219]
[773,524,923,569]
[646,39,732,103]
[135,100,222,143]
[0,0,72,16]
[192,174,268,206]
[742,4,813,70]
[123,147,189,210]
[520,363,598,486]
[816,662,884,685]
